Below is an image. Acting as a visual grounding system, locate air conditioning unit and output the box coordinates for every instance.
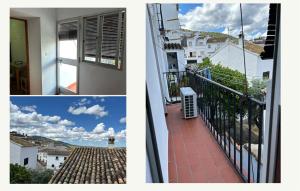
[180,87,197,119]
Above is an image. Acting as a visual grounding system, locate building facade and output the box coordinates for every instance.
[210,37,273,82]
[38,148,70,170]
[10,136,38,169]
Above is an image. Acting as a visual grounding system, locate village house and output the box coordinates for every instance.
[210,34,273,81]
[38,148,70,170]
[183,32,228,64]
[10,136,38,169]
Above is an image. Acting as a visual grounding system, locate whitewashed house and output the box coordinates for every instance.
[38,148,70,170]
[183,32,228,64]
[159,4,186,72]
[10,136,38,169]
[210,34,273,82]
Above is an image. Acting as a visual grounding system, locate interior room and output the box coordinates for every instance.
[10,8,126,95]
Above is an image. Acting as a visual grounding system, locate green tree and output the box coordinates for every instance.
[248,79,267,101]
[29,169,54,184]
[10,164,32,184]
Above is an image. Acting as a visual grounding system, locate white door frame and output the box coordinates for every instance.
[57,18,80,95]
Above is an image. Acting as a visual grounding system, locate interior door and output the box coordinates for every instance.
[57,19,79,94]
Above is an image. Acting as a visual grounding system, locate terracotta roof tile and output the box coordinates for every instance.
[49,147,126,184]
[244,41,265,55]
[164,43,182,50]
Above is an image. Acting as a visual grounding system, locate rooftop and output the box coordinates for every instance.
[10,136,36,147]
[167,104,243,183]
[49,147,126,184]
[39,148,70,156]
[164,43,182,50]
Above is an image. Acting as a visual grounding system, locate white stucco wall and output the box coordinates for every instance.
[10,142,38,169]
[146,6,169,182]
[210,43,264,81]
[161,4,180,31]
[27,18,42,94]
[10,142,21,165]
[46,155,67,170]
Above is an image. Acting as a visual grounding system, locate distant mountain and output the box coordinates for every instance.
[25,135,76,148]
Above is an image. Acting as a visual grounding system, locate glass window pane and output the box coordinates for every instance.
[59,40,77,60]
[59,63,77,93]
[58,22,78,60]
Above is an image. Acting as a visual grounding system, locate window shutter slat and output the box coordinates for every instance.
[83,17,98,61]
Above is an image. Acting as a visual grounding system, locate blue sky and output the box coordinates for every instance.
[178,3,269,40]
[10,96,126,147]
[179,4,202,14]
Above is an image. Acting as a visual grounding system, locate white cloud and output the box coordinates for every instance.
[10,101,19,112]
[92,123,105,134]
[21,105,37,112]
[179,3,269,40]
[116,129,126,139]
[119,117,126,124]
[10,101,125,145]
[58,119,75,126]
[68,104,108,117]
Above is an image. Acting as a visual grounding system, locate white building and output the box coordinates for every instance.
[210,35,273,82]
[10,136,38,169]
[38,148,70,170]
[146,4,171,183]
[183,32,228,64]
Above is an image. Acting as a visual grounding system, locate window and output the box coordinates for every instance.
[24,158,28,166]
[52,164,54,168]
[64,157,67,160]
[188,41,192,46]
[166,52,178,70]
[83,10,126,70]
[56,156,59,160]
[189,52,196,57]
[263,71,270,79]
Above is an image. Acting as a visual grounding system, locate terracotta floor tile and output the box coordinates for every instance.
[167,104,243,183]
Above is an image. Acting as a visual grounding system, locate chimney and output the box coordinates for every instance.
[238,32,244,47]
[108,136,115,148]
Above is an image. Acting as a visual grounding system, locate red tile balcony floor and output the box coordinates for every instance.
[167,104,243,183]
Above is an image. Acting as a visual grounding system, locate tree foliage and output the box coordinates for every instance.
[10,164,32,184]
[197,57,247,93]
[10,164,54,184]
[29,169,54,184]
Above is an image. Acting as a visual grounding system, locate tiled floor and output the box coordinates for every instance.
[167,104,243,183]
[67,82,77,93]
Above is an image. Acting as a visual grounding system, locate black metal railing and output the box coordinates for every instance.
[164,70,265,183]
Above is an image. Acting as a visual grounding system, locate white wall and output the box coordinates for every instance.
[56,8,126,95]
[210,43,260,81]
[46,155,66,170]
[27,18,42,94]
[10,142,21,165]
[146,6,169,182]
[10,142,37,169]
[161,4,180,31]
[11,8,57,95]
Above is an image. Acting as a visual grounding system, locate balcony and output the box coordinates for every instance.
[167,104,243,183]
[164,70,265,183]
